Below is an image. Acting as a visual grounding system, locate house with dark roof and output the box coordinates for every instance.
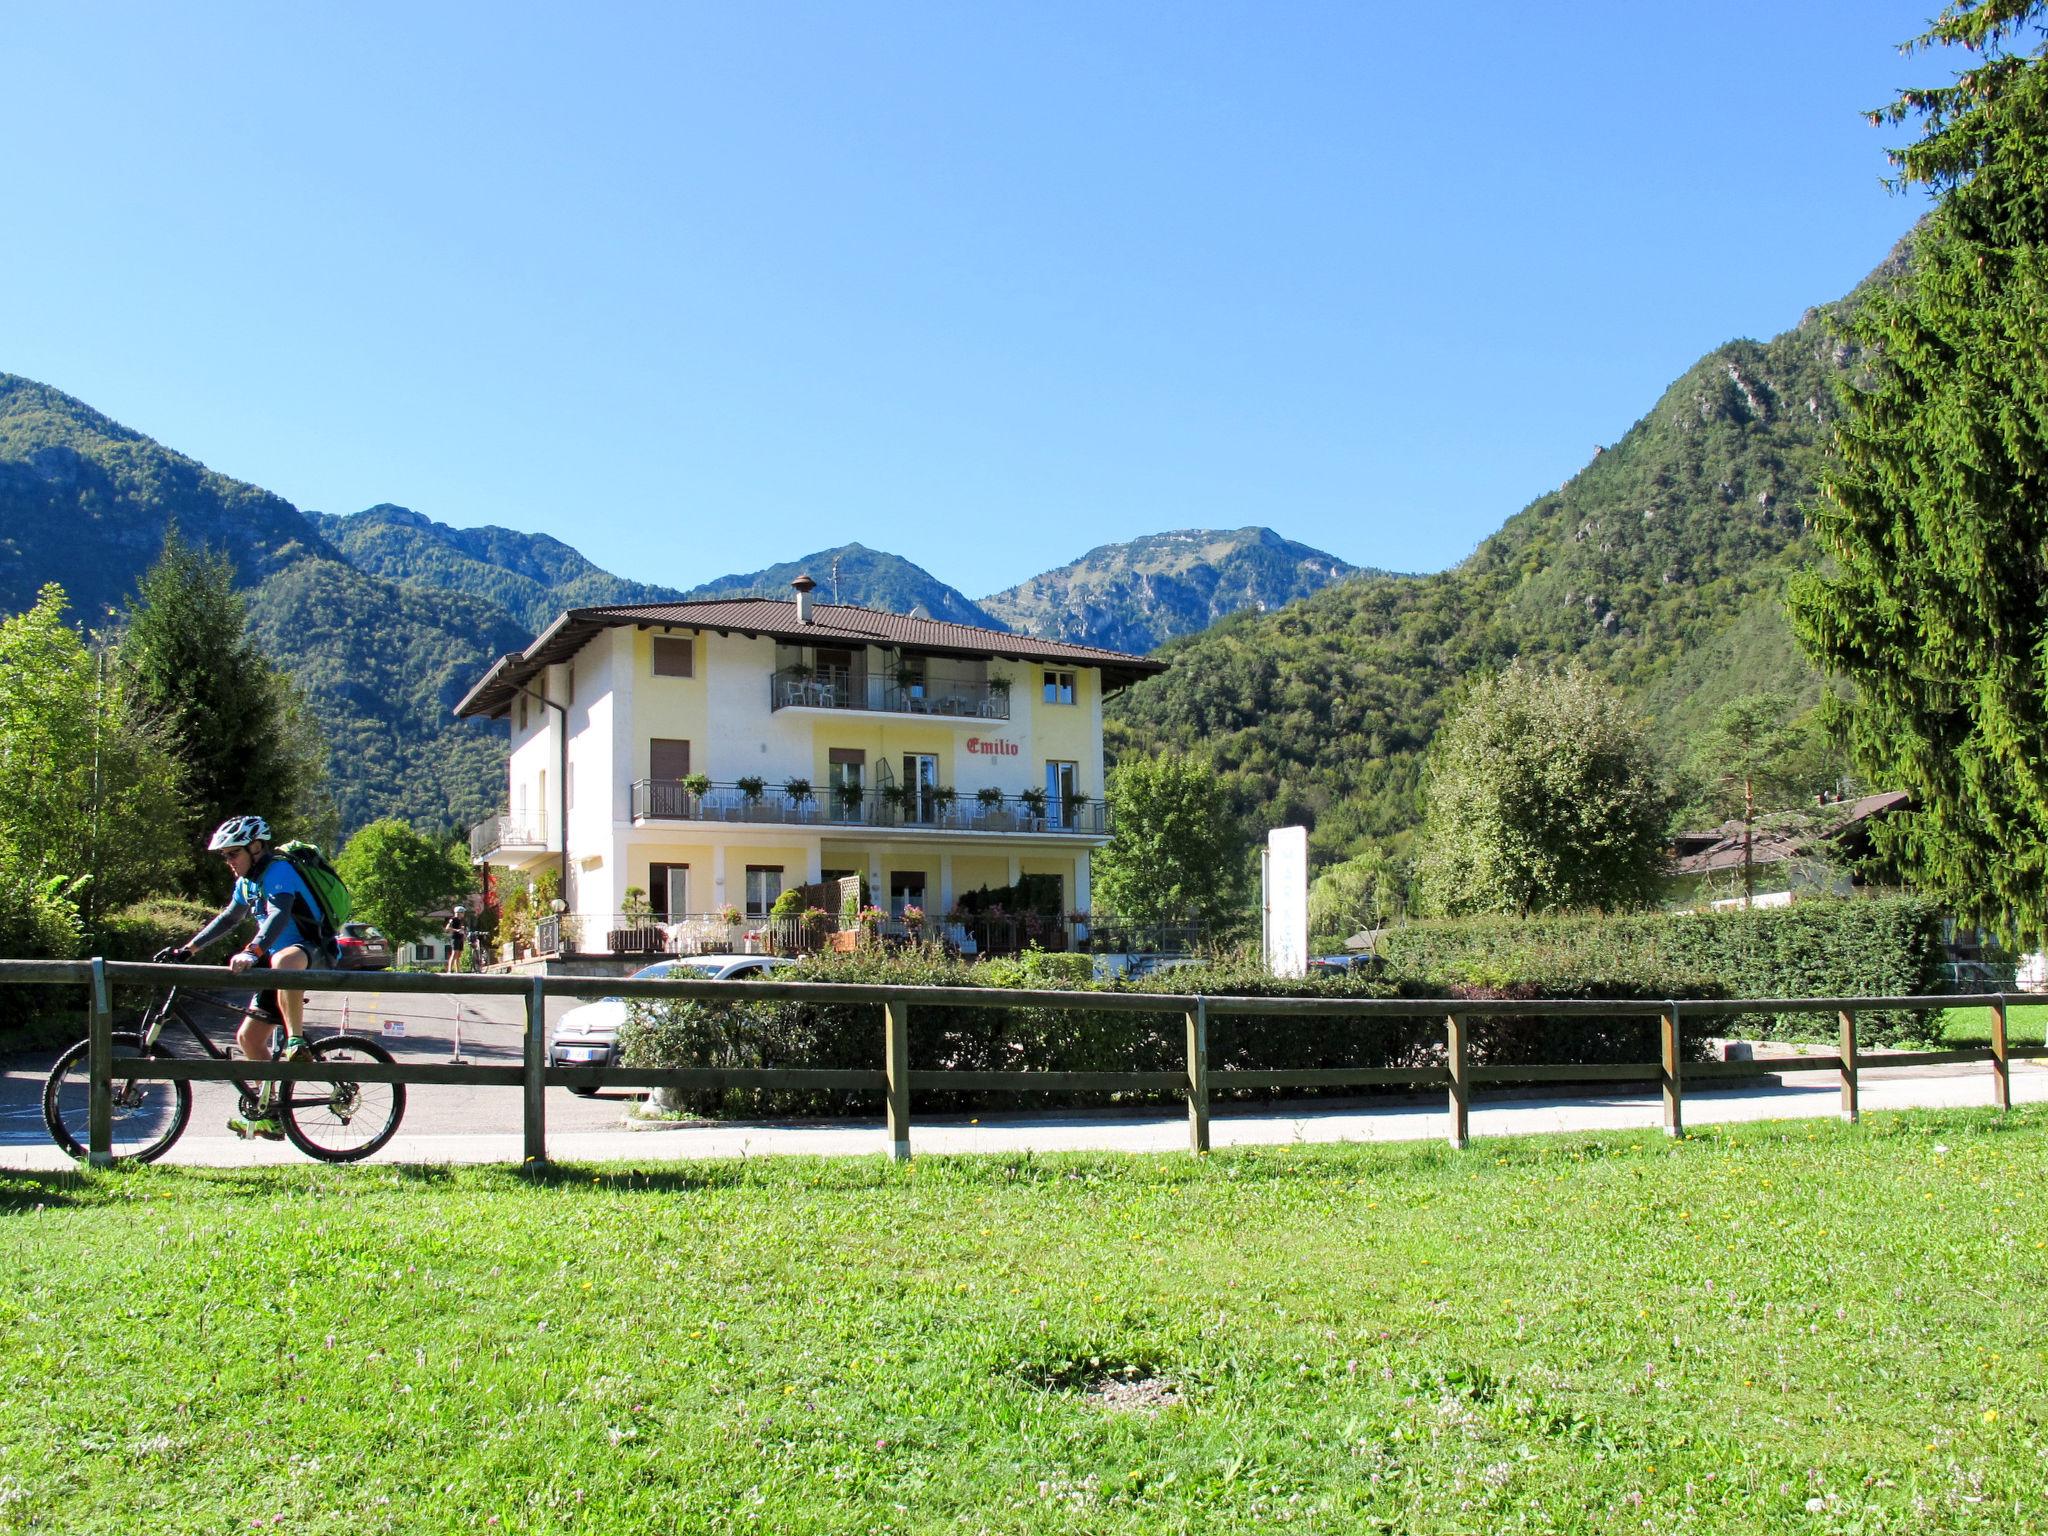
[1668,790,1912,906]
[454,576,1166,951]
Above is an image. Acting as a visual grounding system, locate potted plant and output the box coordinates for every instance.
[835,780,866,816]
[830,899,861,951]
[931,785,959,819]
[975,786,1005,809]
[857,904,888,939]
[783,778,813,818]
[614,886,660,954]
[681,771,711,800]
[716,902,741,929]
[1020,786,1048,820]
[881,782,912,813]
[986,671,1012,701]
[736,775,766,808]
[901,904,925,939]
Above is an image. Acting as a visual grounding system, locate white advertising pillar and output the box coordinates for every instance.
[1264,825,1309,978]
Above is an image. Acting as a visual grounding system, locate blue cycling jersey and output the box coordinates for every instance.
[191,852,328,961]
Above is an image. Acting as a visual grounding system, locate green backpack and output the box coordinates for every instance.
[276,841,352,946]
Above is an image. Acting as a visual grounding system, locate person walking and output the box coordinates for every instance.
[444,905,468,974]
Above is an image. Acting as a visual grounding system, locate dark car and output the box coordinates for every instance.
[334,922,392,970]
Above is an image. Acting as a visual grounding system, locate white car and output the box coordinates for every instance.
[550,955,790,1095]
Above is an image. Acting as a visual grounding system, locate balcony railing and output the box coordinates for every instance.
[768,667,1010,721]
[630,779,1106,835]
[470,812,549,861]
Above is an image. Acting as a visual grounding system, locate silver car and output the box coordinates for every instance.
[550,954,791,1096]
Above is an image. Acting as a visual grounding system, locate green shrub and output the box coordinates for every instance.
[1375,895,1946,1045]
[617,947,1708,1119]
[96,898,218,964]
[0,844,83,1032]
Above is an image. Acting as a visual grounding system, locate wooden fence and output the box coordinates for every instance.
[2,958,2038,1170]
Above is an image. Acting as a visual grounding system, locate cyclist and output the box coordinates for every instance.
[155,815,335,1140]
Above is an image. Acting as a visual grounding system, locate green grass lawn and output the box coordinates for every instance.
[1941,1002,2048,1047]
[5,1111,2047,1535]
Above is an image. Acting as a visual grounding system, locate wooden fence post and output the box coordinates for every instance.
[1991,995,2010,1113]
[885,998,910,1162]
[1185,997,1210,1155]
[1445,1013,1469,1150]
[523,976,548,1168]
[1660,1004,1683,1139]
[1838,1008,1859,1124]
[87,957,113,1169]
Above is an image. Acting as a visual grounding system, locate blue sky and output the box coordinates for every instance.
[7,2,1940,599]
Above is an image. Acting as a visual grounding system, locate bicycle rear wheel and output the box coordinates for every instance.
[279,1035,405,1163]
[42,1032,193,1164]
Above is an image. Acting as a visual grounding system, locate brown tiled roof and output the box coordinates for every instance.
[1670,791,1911,877]
[454,598,1167,719]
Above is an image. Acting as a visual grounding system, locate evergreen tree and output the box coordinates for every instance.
[120,529,332,892]
[1790,0,2048,943]
[1414,662,1669,917]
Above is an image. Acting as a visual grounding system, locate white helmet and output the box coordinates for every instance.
[207,815,272,851]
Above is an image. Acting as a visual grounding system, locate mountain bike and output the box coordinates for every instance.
[42,985,407,1164]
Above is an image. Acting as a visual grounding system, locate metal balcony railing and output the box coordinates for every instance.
[629,779,1106,835]
[470,812,549,860]
[768,667,1010,721]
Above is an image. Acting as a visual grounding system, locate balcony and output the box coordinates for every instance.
[469,812,550,862]
[630,779,1107,836]
[768,667,1010,722]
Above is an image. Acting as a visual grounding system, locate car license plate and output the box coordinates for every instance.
[558,1047,607,1062]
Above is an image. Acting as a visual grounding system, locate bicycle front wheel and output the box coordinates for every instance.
[42,1032,193,1164]
[279,1036,406,1163]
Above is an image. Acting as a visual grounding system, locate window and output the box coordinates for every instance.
[1046,760,1078,827]
[650,739,691,781]
[745,865,784,918]
[889,871,927,917]
[652,636,694,678]
[649,863,689,920]
[1043,670,1076,705]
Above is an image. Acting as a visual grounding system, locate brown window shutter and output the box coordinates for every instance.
[650,739,691,780]
[652,636,695,677]
[828,748,867,766]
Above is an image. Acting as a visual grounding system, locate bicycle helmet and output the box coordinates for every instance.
[207,814,272,851]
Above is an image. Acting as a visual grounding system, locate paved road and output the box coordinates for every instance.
[4,983,2043,1169]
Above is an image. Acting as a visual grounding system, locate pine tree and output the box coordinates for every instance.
[1789,0,2048,943]
[120,529,332,893]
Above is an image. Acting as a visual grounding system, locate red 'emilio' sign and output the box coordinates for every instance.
[965,737,1019,756]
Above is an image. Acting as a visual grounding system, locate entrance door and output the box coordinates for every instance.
[1046,760,1078,829]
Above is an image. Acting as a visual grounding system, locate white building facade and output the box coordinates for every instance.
[456,587,1166,938]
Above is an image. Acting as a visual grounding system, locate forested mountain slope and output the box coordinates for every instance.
[0,377,516,835]
[0,375,335,621]
[311,505,690,635]
[1106,251,1898,866]
[980,527,1361,653]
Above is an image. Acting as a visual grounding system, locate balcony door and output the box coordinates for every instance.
[1046,760,1078,828]
[650,739,692,818]
[829,748,866,822]
[903,753,940,824]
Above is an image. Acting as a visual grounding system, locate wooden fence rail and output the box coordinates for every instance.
[1,959,2038,1170]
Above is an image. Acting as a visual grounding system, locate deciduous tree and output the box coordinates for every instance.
[1414,662,1668,917]
[335,819,474,949]
[1093,752,1248,935]
[1789,0,2048,943]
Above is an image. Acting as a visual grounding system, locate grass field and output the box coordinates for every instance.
[1942,1002,2048,1047]
[4,1110,2046,1534]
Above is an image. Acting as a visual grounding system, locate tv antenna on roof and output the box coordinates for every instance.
[831,556,840,605]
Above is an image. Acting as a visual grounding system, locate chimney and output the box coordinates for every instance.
[791,573,816,624]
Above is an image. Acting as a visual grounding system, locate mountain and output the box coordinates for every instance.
[0,376,335,622]
[309,505,692,635]
[1104,251,1901,867]
[980,527,1362,654]
[681,543,1003,628]
[0,375,518,835]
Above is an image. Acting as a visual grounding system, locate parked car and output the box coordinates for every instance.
[333,922,392,970]
[1307,953,1375,976]
[550,954,791,1094]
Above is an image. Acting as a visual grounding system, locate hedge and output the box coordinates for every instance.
[1373,894,1947,1045]
[617,948,1715,1119]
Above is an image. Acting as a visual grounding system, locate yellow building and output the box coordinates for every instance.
[455,578,1166,945]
